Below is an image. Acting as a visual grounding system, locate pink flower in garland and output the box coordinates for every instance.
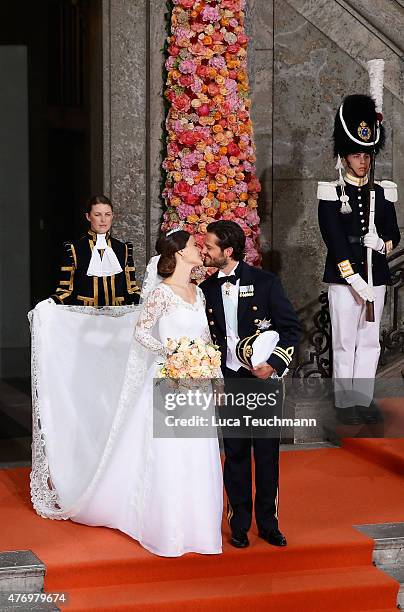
[179,59,197,74]
[201,5,220,22]
[191,182,209,197]
[209,56,226,70]
[162,0,262,266]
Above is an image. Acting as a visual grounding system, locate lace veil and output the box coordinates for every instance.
[30,255,161,520]
[140,255,162,303]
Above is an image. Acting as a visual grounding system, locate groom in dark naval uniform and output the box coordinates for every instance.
[201,220,300,549]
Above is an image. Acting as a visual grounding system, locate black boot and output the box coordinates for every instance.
[334,406,362,425]
[356,401,383,424]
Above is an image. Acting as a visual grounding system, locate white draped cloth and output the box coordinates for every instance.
[29,283,223,557]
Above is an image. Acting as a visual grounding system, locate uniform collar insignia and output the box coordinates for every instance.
[344,173,369,187]
[88,229,111,241]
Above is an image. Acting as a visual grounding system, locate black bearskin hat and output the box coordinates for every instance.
[333,94,385,158]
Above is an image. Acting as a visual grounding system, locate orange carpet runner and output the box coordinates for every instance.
[1,439,403,610]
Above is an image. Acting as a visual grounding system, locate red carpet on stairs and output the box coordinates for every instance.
[1,439,404,610]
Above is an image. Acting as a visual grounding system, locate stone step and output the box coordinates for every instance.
[0,550,45,594]
[355,522,404,566]
[0,550,60,610]
[355,522,404,609]
[377,566,404,610]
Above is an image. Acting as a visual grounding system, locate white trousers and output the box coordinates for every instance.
[328,284,386,408]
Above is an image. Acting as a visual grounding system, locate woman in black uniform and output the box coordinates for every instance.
[51,195,140,306]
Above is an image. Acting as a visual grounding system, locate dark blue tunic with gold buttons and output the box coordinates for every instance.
[318,179,400,285]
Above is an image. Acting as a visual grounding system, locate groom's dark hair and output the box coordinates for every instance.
[207,221,246,261]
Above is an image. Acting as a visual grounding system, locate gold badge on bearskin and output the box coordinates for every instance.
[357,121,371,141]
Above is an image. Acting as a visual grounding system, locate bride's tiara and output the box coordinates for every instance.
[166,224,185,237]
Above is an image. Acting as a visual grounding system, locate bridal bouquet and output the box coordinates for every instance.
[158,336,221,382]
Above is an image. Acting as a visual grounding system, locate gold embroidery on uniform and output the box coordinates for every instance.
[111,274,117,305]
[77,295,95,306]
[125,265,132,295]
[124,243,140,295]
[93,277,98,307]
[337,259,354,278]
[103,276,110,306]
[69,266,74,291]
[128,284,141,295]
[272,350,291,367]
[55,291,71,302]
[70,244,77,268]
[272,346,294,366]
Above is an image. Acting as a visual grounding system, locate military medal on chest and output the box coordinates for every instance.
[224,281,232,296]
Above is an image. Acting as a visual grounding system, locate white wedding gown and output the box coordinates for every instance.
[30,283,223,557]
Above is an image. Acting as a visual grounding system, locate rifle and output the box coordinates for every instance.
[365,59,384,322]
[365,145,376,322]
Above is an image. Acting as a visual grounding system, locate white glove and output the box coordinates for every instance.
[363,232,385,253]
[346,273,374,302]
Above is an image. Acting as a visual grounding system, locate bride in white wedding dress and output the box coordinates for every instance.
[30,230,223,557]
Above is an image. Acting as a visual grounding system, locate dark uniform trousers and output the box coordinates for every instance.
[223,365,280,533]
[52,230,141,306]
[201,260,300,534]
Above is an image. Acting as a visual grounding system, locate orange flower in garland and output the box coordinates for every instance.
[162,0,262,265]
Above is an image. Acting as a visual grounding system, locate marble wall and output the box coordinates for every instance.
[101,0,404,330]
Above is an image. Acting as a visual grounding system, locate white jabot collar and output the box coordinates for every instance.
[217,262,239,278]
[86,233,123,277]
[344,172,369,187]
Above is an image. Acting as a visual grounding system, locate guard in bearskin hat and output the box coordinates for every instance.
[318,60,400,425]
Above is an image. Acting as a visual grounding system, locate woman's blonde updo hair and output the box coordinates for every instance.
[155,230,190,278]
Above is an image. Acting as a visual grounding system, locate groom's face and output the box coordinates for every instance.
[202,232,232,269]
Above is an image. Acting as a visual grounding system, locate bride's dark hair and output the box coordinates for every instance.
[155,230,191,278]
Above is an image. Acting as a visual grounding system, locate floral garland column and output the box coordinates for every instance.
[162,0,262,265]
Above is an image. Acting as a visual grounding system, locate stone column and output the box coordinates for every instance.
[102,0,148,273]
[149,1,167,259]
